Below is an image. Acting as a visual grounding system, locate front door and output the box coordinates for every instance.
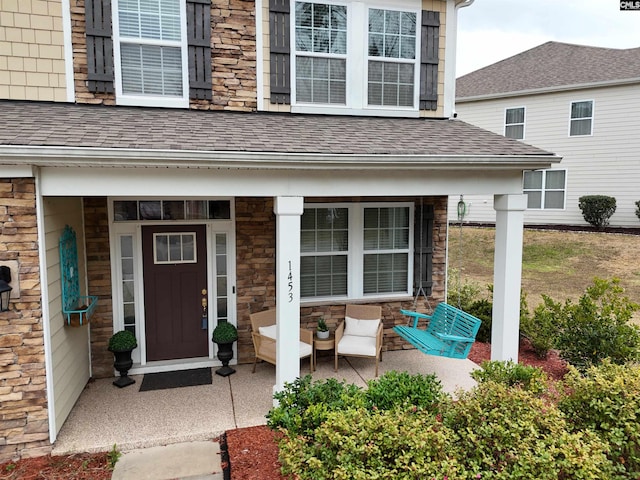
[142,225,208,361]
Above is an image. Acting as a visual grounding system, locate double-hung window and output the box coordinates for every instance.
[569,100,593,136]
[113,0,189,107]
[292,0,420,113]
[504,107,525,140]
[301,203,412,300]
[523,169,567,209]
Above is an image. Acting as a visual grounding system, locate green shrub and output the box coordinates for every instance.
[444,382,614,479]
[556,278,640,370]
[578,195,616,229]
[278,408,465,480]
[211,321,238,343]
[521,294,564,358]
[471,360,548,394]
[559,361,640,479]
[466,298,493,343]
[364,371,445,411]
[267,375,365,437]
[446,268,482,312]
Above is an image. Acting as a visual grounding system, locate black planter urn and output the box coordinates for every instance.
[215,342,236,377]
[110,348,136,388]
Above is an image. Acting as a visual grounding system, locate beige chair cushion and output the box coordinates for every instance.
[337,335,377,356]
[344,316,380,337]
[259,324,312,358]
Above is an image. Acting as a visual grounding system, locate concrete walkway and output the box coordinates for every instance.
[53,349,478,479]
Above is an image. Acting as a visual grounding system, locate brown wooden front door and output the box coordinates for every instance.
[142,225,208,361]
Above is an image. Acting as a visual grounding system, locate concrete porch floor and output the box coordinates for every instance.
[52,349,479,455]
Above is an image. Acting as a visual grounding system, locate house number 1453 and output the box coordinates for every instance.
[288,261,293,303]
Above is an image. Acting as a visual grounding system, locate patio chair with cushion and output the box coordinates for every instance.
[249,309,314,373]
[335,304,383,377]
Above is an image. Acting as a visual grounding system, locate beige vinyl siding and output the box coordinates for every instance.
[43,197,90,435]
[0,0,67,101]
[452,82,640,227]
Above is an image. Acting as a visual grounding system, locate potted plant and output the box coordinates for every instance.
[212,321,238,377]
[108,330,137,388]
[317,317,330,339]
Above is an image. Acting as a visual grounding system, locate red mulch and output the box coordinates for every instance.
[1,340,567,479]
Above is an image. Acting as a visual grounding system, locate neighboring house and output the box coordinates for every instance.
[450,41,640,228]
[0,0,556,460]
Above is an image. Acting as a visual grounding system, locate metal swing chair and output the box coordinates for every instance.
[393,196,481,359]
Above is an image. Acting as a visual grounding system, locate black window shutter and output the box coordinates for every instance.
[85,0,114,94]
[419,10,439,111]
[187,0,212,100]
[269,0,290,104]
[414,203,434,297]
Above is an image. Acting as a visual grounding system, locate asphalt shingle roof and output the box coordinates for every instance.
[457,41,640,100]
[0,100,551,157]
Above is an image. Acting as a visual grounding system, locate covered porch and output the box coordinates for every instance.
[51,348,478,455]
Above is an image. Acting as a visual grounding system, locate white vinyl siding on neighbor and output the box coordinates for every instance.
[569,100,593,136]
[301,202,413,301]
[44,198,90,435]
[453,83,640,226]
[504,107,525,139]
[292,0,420,113]
[112,0,189,108]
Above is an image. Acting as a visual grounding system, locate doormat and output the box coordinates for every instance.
[139,367,213,392]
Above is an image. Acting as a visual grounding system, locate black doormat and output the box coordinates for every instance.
[139,367,213,392]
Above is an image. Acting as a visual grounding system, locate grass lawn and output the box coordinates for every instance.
[448,226,640,322]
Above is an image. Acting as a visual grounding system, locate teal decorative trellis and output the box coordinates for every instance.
[59,225,97,326]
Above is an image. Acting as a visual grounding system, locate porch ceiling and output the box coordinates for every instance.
[0,100,559,172]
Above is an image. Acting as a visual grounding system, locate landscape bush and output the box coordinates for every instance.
[578,195,616,229]
[520,294,563,358]
[554,278,640,370]
[471,360,548,394]
[559,361,640,479]
[363,370,445,412]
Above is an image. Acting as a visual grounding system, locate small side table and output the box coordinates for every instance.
[314,332,335,367]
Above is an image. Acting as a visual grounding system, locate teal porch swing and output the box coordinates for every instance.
[393,196,481,359]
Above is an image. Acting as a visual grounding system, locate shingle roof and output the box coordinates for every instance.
[0,100,551,157]
[457,41,640,100]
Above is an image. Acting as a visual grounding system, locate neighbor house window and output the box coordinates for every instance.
[524,169,566,209]
[505,107,525,139]
[569,100,593,136]
[113,0,188,107]
[293,1,420,110]
[301,203,412,300]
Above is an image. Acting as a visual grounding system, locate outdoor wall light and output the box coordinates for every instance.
[0,266,12,312]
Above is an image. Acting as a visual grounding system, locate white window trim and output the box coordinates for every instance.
[301,201,414,302]
[290,0,421,116]
[568,99,594,137]
[523,169,567,210]
[112,0,190,108]
[504,106,526,140]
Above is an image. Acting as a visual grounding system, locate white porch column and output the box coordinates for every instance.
[491,194,527,361]
[273,196,304,396]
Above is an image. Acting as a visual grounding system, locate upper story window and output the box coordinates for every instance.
[569,100,593,136]
[523,169,566,210]
[290,0,422,115]
[85,0,211,106]
[113,0,189,107]
[504,107,525,140]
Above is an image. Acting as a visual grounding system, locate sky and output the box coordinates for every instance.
[456,0,640,77]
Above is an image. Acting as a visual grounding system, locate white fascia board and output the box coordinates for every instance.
[457,77,640,103]
[0,146,560,172]
[0,164,35,178]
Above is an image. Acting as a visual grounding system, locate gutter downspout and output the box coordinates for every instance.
[443,0,475,118]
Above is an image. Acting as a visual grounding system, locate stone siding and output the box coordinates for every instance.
[82,198,113,378]
[71,0,257,111]
[0,178,50,462]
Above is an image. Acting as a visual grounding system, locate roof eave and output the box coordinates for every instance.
[457,77,640,103]
[0,145,560,171]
